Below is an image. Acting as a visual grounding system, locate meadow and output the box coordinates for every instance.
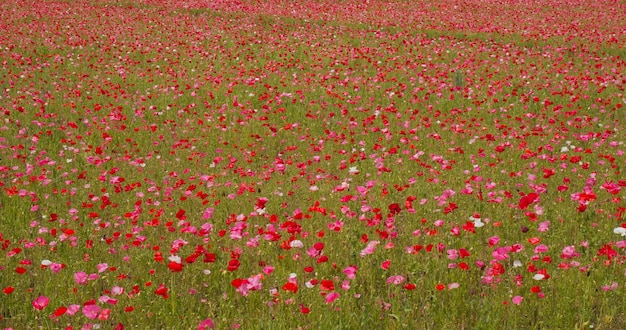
[1,0,625,328]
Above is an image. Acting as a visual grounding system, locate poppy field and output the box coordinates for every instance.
[1,0,626,328]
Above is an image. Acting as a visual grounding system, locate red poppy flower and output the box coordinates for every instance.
[320,280,335,291]
[519,193,539,209]
[51,306,67,318]
[154,284,168,298]
[282,282,298,293]
[227,259,240,271]
[203,253,216,263]
[404,283,416,290]
[231,278,246,288]
[388,203,401,215]
[167,261,183,272]
[313,242,324,250]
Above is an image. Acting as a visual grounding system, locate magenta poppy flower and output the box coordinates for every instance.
[32,295,50,310]
[74,271,88,285]
[325,292,339,304]
[198,318,215,330]
[83,304,100,319]
[343,266,357,279]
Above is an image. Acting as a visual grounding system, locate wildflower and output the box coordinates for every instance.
[82,304,100,319]
[66,304,81,315]
[32,295,50,310]
[98,308,111,321]
[50,306,67,319]
[532,274,545,281]
[96,263,108,273]
[360,240,379,257]
[343,266,357,279]
[492,247,510,260]
[447,250,459,260]
[613,227,626,236]
[386,275,405,285]
[602,282,618,291]
[537,221,550,232]
[388,203,401,215]
[290,240,304,248]
[227,259,240,272]
[111,286,124,295]
[325,292,339,304]
[448,283,460,290]
[198,318,215,330]
[320,280,335,291]
[519,193,539,209]
[560,246,579,259]
[154,284,168,298]
[49,263,63,274]
[282,282,298,293]
[534,244,548,254]
[598,244,617,260]
[167,260,183,272]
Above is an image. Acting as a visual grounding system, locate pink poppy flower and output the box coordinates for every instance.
[386,275,405,285]
[96,263,108,273]
[561,246,580,259]
[74,271,88,285]
[111,286,124,295]
[343,266,357,279]
[198,318,215,330]
[49,263,63,274]
[32,295,50,310]
[66,304,81,315]
[360,241,379,257]
[537,221,550,232]
[325,292,340,304]
[534,244,548,254]
[83,304,100,319]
